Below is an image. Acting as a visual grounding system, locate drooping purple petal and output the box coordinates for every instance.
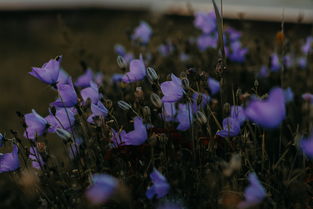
[146,168,170,199]
[122,57,146,83]
[245,87,286,128]
[123,117,148,146]
[29,56,62,85]
[0,145,20,173]
[57,69,71,85]
[24,110,48,140]
[300,131,313,158]
[238,173,266,209]
[161,74,184,103]
[52,78,78,108]
[216,117,241,137]
[29,146,44,170]
[45,108,76,133]
[176,103,193,131]
[207,77,220,95]
[75,69,93,88]
[87,101,109,124]
[85,173,118,205]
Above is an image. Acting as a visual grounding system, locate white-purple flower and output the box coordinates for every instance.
[238,173,266,209]
[146,168,170,199]
[87,101,109,124]
[122,57,146,83]
[160,74,184,102]
[45,108,76,132]
[80,81,101,104]
[85,173,118,205]
[194,11,216,34]
[24,110,48,140]
[52,78,78,108]
[75,69,94,88]
[216,117,241,137]
[131,21,152,44]
[245,87,286,129]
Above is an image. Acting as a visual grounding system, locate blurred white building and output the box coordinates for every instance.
[0,0,312,23]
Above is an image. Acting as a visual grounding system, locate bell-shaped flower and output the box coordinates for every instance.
[238,173,266,209]
[300,131,313,158]
[85,173,118,205]
[176,103,193,131]
[297,57,307,69]
[45,108,76,132]
[122,57,146,83]
[227,41,248,63]
[302,93,313,103]
[161,74,184,102]
[87,101,109,124]
[284,87,294,103]
[225,27,241,41]
[197,34,218,51]
[131,21,152,44]
[29,146,44,170]
[52,78,78,107]
[112,117,147,146]
[146,168,170,199]
[216,117,241,137]
[160,102,176,122]
[207,77,220,95]
[302,36,313,54]
[230,106,246,125]
[270,53,281,72]
[75,69,93,88]
[24,110,48,140]
[29,56,62,85]
[245,88,285,129]
[257,65,269,78]
[0,145,19,173]
[192,93,210,113]
[94,72,104,86]
[193,11,216,34]
[57,69,71,85]
[81,81,101,104]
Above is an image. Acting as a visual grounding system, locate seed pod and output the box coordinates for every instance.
[182,77,190,89]
[146,67,159,83]
[150,93,162,108]
[56,128,72,140]
[195,111,207,124]
[116,56,127,69]
[117,100,132,111]
[143,106,151,118]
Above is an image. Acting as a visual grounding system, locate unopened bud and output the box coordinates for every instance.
[146,67,159,83]
[182,77,190,89]
[56,128,72,140]
[195,111,207,124]
[150,93,162,108]
[117,100,132,111]
[117,56,127,68]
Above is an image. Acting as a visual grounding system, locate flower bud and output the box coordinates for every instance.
[146,67,159,83]
[181,77,190,89]
[117,100,132,111]
[56,128,72,140]
[150,93,162,108]
[116,56,127,69]
[195,111,207,124]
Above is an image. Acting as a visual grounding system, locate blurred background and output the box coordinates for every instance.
[0,0,312,131]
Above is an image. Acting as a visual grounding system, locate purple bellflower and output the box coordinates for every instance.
[0,145,20,173]
[225,27,241,41]
[160,74,184,102]
[29,146,44,170]
[228,41,248,63]
[257,65,269,78]
[112,74,124,84]
[302,36,313,54]
[297,57,307,69]
[146,168,170,199]
[245,87,286,129]
[238,173,266,209]
[197,34,218,51]
[57,69,71,85]
[122,56,146,83]
[87,101,109,124]
[114,44,126,56]
[85,173,118,205]
[131,21,152,45]
[112,117,147,146]
[270,53,281,72]
[158,42,174,57]
[192,93,210,113]
[216,117,241,137]
[284,87,294,103]
[94,72,104,86]
[230,105,246,125]
[29,56,62,85]
[300,131,313,158]
[207,77,220,95]
[194,11,216,34]
[176,103,193,131]
[80,81,101,104]
[24,110,48,140]
[52,78,78,108]
[75,69,93,88]
[45,108,76,133]
[160,102,176,122]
